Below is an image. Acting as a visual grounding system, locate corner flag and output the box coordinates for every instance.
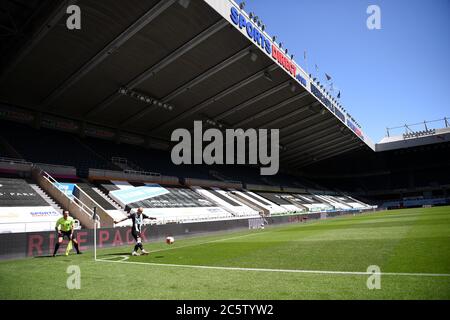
[65,240,73,256]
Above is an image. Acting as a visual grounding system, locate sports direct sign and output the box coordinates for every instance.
[204,0,373,149]
[205,0,308,89]
[230,7,296,79]
[347,119,364,140]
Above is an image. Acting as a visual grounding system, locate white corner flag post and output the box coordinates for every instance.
[93,206,97,261]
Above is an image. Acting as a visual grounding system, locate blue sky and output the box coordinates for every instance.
[243,0,450,142]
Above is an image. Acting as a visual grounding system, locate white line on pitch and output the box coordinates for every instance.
[96,259,450,277]
[98,255,129,262]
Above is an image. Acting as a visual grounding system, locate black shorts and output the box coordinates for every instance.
[59,230,73,240]
[131,230,141,242]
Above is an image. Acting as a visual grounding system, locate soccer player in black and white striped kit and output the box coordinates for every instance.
[114,207,156,256]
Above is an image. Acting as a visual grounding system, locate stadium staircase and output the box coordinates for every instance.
[29,184,63,214]
[31,167,100,229]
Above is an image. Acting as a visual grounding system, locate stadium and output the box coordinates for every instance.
[0,0,449,303]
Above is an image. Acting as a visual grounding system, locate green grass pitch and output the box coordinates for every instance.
[0,206,449,299]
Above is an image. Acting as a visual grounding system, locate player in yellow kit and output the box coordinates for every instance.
[53,210,82,256]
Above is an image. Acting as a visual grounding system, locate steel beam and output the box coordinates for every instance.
[148,63,279,133]
[283,134,352,164]
[233,91,310,128]
[120,45,252,127]
[0,0,79,83]
[43,0,177,110]
[85,19,229,118]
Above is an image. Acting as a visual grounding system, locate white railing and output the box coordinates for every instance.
[123,169,161,177]
[386,117,450,137]
[73,185,115,227]
[39,169,99,227]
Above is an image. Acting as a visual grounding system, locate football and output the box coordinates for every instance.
[166,236,174,245]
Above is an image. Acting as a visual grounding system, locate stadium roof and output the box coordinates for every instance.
[0,0,374,171]
[376,126,450,152]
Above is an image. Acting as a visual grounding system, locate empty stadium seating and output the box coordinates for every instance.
[0,119,375,231]
[0,176,62,233]
[80,136,211,180]
[0,164,374,233]
[0,119,329,189]
[0,120,118,177]
[191,186,260,218]
[255,192,306,212]
[95,180,235,223]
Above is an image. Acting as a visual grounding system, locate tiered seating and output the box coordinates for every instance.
[287,193,333,212]
[226,189,287,215]
[96,180,234,223]
[332,195,371,209]
[255,192,306,213]
[1,119,339,190]
[191,186,260,218]
[0,177,62,233]
[81,137,211,179]
[1,119,375,228]
[0,120,118,176]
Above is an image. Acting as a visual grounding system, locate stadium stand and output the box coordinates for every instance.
[80,136,211,180]
[191,186,260,218]
[286,193,333,212]
[301,141,450,208]
[0,0,447,244]
[0,176,63,233]
[0,116,376,232]
[94,180,234,223]
[255,192,306,212]
[1,118,336,186]
[226,189,287,216]
[0,120,119,177]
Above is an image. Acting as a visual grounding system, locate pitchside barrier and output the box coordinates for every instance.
[0,211,366,260]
